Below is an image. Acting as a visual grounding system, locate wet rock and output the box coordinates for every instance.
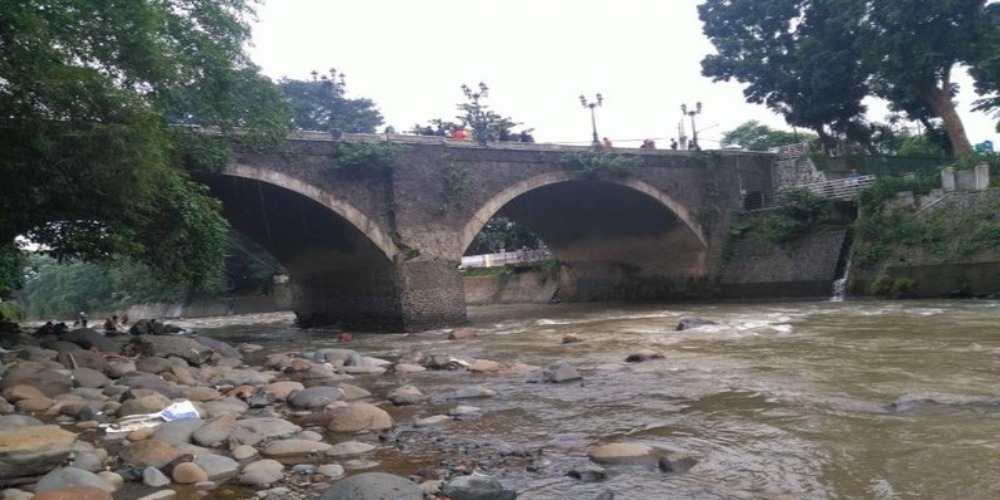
[561,333,583,344]
[388,385,426,406]
[448,328,477,340]
[588,442,696,472]
[0,425,77,479]
[316,463,345,480]
[130,336,214,367]
[192,413,238,447]
[171,462,208,484]
[624,350,665,363]
[544,361,582,383]
[192,336,242,361]
[238,459,284,487]
[194,454,239,480]
[34,466,115,493]
[288,386,345,409]
[468,360,502,373]
[120,439,184,469]
[143,466,171,487]
[318,472,422,500]
[151,418,205,447]
[449,406,483,418]
[33,486,114,500]
[325,441,376,458]
[567,464,608,482]
[338,383,372,401]
[243,388,277,408]
[393,363,426,373]
[69,452,104,472]
[414,415,452,427]
[327,403,393,433]
[453,386,496,399]
[676,318,718,331]
[262,438,332,458]
[136,490,176,500]
[441,472,517,500]
[227,417,301,448]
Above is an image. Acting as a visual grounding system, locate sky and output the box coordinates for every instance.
[247,0,1000,149]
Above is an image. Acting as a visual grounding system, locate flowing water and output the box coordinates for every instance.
[183,299,1000,499]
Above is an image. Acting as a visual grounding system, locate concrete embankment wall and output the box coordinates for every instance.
[463,271,559,305]
[124,287,293,320]
[716,229,848,299]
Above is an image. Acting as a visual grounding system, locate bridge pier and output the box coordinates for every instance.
[292,259,466,332]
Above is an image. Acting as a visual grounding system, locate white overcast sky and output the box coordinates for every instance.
[247,0,999,149]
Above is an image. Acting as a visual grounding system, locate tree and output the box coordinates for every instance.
[279,69,384,133]
[467,216,544,255]
[456,83,531,145]
[0,0,290,296]
[699,0,870,145]
[720,121,813,151]
[700,0,993,156]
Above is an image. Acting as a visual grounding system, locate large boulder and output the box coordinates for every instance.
[61,329,122,353]
[129,335,215,366]
[319,472,423,500]
[441,472,517,500]
[0,425,77,479]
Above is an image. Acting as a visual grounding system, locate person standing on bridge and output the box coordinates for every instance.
[602,137,613,148]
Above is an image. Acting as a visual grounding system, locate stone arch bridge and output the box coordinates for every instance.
[200,133,775,331]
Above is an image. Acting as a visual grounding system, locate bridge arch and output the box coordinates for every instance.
[458,171,707,254]
[222,163,398,260]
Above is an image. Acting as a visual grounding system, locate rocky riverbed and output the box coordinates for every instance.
[0,317,697,500]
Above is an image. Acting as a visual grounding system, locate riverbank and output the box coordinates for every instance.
[0,311,684,500]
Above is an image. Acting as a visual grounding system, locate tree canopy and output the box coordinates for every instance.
[0,0,291,296]
[720,121,813,151]
[699,0,998,156]
[279,69,384,133]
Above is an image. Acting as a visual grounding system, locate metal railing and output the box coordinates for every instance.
[785,175,877,200]
[460,249,553,269]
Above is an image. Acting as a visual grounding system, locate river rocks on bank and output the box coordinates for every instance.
[0,425,77,478]
[318,472,423,500]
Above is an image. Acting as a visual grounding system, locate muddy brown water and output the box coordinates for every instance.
[174,299,1000,499]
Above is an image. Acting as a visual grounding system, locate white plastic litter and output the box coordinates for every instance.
[100,400,201,434]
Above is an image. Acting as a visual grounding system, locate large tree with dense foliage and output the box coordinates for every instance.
[700,0,995,156]
[279,69,384,133]
[0,0,290,296]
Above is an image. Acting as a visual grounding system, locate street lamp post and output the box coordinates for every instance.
[580,93,604,149]
[681,101,702,150]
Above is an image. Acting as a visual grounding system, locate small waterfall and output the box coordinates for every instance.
[831,258,850,302]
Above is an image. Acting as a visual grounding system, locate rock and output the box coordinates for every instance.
[136,491,177,500]
[545,361,581,383]
[288,386,345,409]
[69,452,104,472]
[325,441,376,458]
[151,418,205,447]
[115,373,185,399]
[338,383,372,401]
[314,348,359,364]
[262,439,332,458]
[106,361,136,379]
[16,397,55,412]
[142,466,171,487]
[624,349,665,363]
[562,333,583,344]
[194,454,239,480]
[467,360,502,373]
[588,442,697,472]
[393,363,426,373]
[171,462,208,484]
[1,385,47,402]
[227,417,301,448]
[238,459,284,488]
[449,406,483,417]
[130,336,215,367]
[71,368,109,388]
[192,413,238,447]
[448,328,477,340]
[326,403,393,433]
[318,472,422,500]
[264,381,304,401]
[414,415,452,427]
[0,425,77,479]
[567,464,608,482]
[453,386,496,399]
[135,357,172,375]
[33,467,115,493]
[0,364,73,397]
[58,350,107,372]
[62,329,121,353]
[199,397,249,418]
[120,439,184,469]
[676,318,718,331]
[387,385,426,406]
[192,336,243,361]
[118,394,171,417]
[441,472,517,500]
[230,445,257,461]
[0,414,45,429]
[185,386,222,402]
[32,486,114,500]
[316,463,345,480]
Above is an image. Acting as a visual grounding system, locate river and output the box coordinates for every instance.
[180,299,1000,499]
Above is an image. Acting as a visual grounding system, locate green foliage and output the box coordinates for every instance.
[467,216,545,254]
[561,151,640,180]
[280,69,383,133]
[871,275,917,297]
[0,0,290,291]
[328,142,398,176]
[0,245,28,298]
[759,189,833,244]
[897,134,948,158]
[721,121,814,151]
[456,83,524,145]
[435,163,472,214]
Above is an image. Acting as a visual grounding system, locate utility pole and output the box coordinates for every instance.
[580,93,604,149]
[681,102,702,150]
